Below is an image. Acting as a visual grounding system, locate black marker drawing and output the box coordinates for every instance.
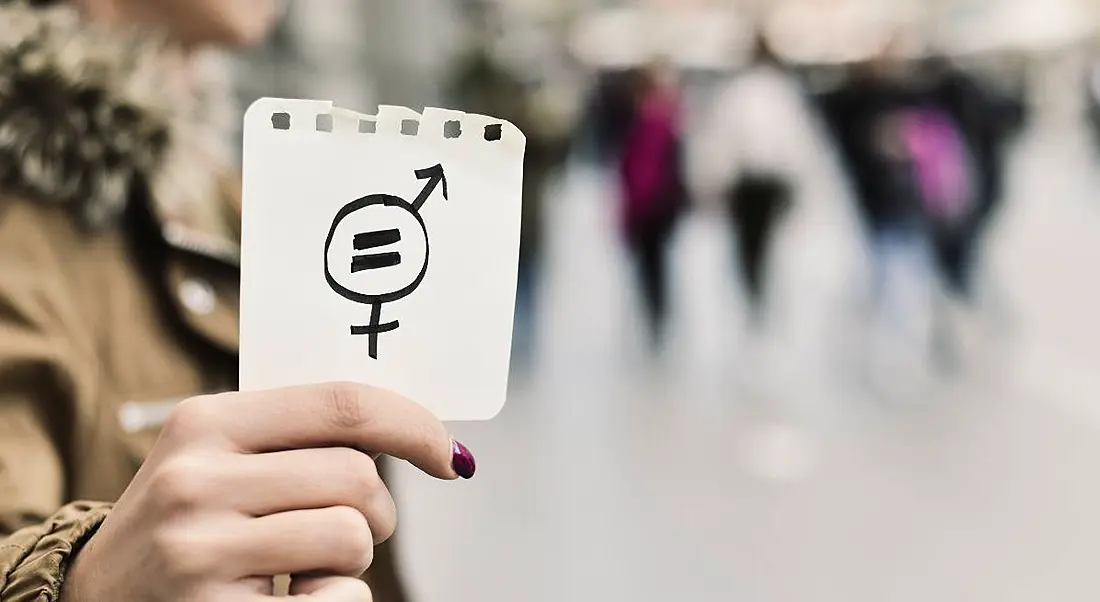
[324,164,449,359]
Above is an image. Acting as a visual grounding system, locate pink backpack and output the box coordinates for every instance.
[898,107,976,226]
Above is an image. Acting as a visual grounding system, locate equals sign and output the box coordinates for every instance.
[351,229,401,272]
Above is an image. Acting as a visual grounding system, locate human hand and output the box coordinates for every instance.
[62,382,475,601]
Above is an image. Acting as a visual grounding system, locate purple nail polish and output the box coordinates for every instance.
[451,439,476,479]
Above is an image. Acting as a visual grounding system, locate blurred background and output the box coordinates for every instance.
[233,1,1100,600]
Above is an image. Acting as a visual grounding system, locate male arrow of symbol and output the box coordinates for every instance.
[413,163,449,210]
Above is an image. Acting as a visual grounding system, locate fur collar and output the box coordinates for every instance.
[0,2,234,240]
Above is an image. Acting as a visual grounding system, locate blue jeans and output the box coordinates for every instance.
[869,225,935,341]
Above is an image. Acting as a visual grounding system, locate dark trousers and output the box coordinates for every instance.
[727,174,791,313]
[931,227,975,298]
[628,222,675,346]
[931,191,1001,302]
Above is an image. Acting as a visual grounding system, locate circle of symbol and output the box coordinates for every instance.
[323,193,430,305]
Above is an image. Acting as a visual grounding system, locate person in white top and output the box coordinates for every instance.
[691,34,821,320]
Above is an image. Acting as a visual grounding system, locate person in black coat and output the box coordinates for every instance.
[814,50,1026,374]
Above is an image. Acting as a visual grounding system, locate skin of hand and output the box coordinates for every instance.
[61,382,475,602]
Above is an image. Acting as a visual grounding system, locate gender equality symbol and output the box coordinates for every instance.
[323,164,448,359]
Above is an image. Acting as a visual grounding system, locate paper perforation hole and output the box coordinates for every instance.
[271,112,291,130]
[401,119,420,136]
[316,113,334,132]
[443,120,462,139]
[358,119,376,134]
[484,124,503,142]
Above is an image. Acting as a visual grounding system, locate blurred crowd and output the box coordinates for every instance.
[223,0,1100,397]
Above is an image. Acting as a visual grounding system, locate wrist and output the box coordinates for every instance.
[60,543,91,602]
[59,511,109,602]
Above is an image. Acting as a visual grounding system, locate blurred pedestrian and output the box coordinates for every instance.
[0,1,456,601]
[617,59,688,347]
[815,39,1023,379]
[692,33,819,322]
[813,41,943,386]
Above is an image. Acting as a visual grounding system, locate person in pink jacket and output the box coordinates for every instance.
[617,60,688,347]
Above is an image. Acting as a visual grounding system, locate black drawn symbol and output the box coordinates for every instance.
[324,165,449,360]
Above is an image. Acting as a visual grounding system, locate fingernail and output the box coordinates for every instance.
[451,439,476,479]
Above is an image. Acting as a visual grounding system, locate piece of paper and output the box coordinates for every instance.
[240,99,525,421]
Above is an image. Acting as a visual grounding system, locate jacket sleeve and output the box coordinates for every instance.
[0,200,108,601]
[0,502,112,602]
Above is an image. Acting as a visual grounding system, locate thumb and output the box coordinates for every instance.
[212,383,477,480]
[352,386,476,480]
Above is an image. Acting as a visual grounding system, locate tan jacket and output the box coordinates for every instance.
[0,5,406,601]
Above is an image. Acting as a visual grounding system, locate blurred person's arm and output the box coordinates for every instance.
[0,199,112,601]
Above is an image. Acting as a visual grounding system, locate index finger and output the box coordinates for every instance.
[179,383,465,480]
